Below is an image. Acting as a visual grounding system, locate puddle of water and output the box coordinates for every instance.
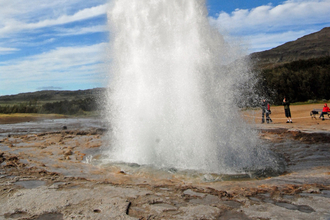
[82,148,102,164]
[33,213,63,220]
[219,210,250,220]
[275,202,299,211]
[259,193,271,198]
[248,194,316,214]
[0,118,106,136]
[263,198,275,204]
[4,211,28,219]
[300,190,330,199]
[14,180,46,189]
[11,147,37,154]
[183,189,206,197]
[189,194,221,205]
[20,159,28,164]
[97,159,281,183]
[297,205,315,213]
[5,175,17,179]
[321,190,330,198]
[221,200,242,209]
[249,197,262,202]
[282,195,295,200]
[0,144,11,151]
[52,182,65,186]
[275,202,315,213]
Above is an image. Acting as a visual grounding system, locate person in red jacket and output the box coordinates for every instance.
[266,102,272,123]
[319,103,330,120]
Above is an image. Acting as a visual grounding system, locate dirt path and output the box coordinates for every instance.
[243,103,330,132]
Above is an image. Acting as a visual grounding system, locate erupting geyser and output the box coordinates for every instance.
[105,0,278,174]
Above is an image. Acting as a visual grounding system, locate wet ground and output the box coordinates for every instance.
[0,117,330,219]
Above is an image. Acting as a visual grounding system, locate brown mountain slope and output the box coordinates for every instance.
[251,27,330,69]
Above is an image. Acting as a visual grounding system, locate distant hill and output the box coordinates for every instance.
[0,88,107,115]
[0,88,106,103]
[251,27,330,104]
[251,27,330,69]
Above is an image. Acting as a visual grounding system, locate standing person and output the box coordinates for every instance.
[261,99,267,123]
[319,103,330,120]
[282,97,292,123]
[266,102,272,123]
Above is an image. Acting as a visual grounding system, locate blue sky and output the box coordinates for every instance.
[0,0,329,96]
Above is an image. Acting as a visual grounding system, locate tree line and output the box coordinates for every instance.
[256,56,330,105]
[0,97,101,115]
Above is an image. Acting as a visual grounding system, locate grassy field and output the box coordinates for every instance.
[0,113,68,124]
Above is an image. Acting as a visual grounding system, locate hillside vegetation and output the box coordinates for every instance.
[0,88,105,103]
[256,56,330,104]
[251,27,330,105]
[0,88,106,115]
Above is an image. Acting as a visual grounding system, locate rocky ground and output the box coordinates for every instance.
[0,105,330,220]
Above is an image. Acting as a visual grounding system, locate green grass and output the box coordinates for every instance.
[0,113,67,118]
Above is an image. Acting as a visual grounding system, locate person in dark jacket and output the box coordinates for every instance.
[282,97,292,123]
[319,103,330,120]
[261,99,267,123]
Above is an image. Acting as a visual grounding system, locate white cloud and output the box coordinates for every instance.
[209,0,330,52]
[16,38,57,48]
[0,4,108,37]
[244,30,313,52]
[0,43,108,94]
[0,47,20,55]
[26,5,107,28]
[55,25,107,36]
[210,0,330,36]
[37,86,63,90]
[0,0,106,21]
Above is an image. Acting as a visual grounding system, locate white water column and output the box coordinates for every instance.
[105,0,276,174]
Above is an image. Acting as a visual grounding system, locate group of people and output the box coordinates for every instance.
[261,97,330,123]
